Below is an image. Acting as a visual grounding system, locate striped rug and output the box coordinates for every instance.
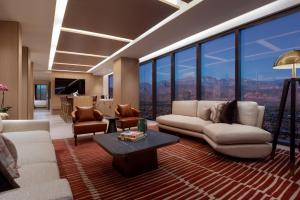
[53,136,300,200]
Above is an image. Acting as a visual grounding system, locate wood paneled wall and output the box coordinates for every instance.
[50,71,103,111]
[0,21,22,119]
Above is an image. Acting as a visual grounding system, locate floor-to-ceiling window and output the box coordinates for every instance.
[156,55,171,116]
[240,11,300,143]
[108,74,113,99]
[139,62,153,119]
[174,47,197,100]
[201,33,236,100]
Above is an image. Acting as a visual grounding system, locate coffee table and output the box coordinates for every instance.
[94,130,179,177]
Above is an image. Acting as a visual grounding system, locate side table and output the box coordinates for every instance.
[105,116,119,133]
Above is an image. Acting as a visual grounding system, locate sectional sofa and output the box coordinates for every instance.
[156,100,272,158]
[0,120,73,200]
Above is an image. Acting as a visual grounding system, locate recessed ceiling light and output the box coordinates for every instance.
[56,50,108,58]
[61,27,133,43]
[52,69,90,73]
[159,0,187,9]
[54,62,93,67]
[48,0,68,70]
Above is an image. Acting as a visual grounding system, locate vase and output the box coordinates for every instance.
[138,118,147,133]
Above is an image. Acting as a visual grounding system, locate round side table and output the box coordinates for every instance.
[105,116,119,133]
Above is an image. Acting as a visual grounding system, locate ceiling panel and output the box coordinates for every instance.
[54,53,104,65]
[62,0,177,39]
[52,64,91,72]
[57,31,127,55]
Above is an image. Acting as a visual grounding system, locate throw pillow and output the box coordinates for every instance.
[220,100,238,124]
[118,104,133,117]
[0,135,19,178]
[210,103,226,123]
[0,116,3,133]
[2,136,17,165]
[0,161,19,192]
[75,106,95,122]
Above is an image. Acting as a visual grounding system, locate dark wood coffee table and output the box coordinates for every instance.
[94,130,179,177]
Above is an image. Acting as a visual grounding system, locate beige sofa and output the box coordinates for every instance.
[0,120,73,200]
[156,101,272,158]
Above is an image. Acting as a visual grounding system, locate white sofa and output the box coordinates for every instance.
[0,120,73,200]
[156,100,272,158]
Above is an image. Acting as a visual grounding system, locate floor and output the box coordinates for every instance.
[34,109,292,151]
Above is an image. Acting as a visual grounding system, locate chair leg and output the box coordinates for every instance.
[74,134,77,146]
[93,132,95,136]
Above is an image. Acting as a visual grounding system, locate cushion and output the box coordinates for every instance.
[76,106,95,122]
[2,130,51,144]
[197,101,226,120]
[118,104,133,117]
[237,101,258,126]
[2,136,17,164]
[220,100,238,124]
[172,101,198,117]
[0,116,2,133]
[156,114,212,133]
[203,123,272,145]
[0,135,19,178]
[0,179,73,200]
[73,121,107,135]
[0,160,19,192]
[16,142,56,166]
[210,103,226,123]
[15,163,60,187]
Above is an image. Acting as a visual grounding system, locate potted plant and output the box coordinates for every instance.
[0,83,12,115]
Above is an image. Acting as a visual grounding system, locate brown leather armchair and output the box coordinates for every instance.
[115,104,140,130]
[72,107,107,145]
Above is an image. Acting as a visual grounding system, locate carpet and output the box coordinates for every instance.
[53,136,300,200]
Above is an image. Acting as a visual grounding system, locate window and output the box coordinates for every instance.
[108,74,113,98]
[139,62,153,119]
[240,12,300,143]
[174,47,197,100]
[201,33,235,100]
[156,56,171,116]
[35,84,47,100]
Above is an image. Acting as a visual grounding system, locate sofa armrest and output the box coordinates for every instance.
[2,120,50,133]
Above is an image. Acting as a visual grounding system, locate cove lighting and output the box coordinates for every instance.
[52,69,90,73]
[56,50,108,58]
[159,0,187,9]
[61,27,133,43]
[54,62,93,67]
[48,0,68,70]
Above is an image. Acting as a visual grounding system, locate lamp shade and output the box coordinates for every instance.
[273,50,300,78]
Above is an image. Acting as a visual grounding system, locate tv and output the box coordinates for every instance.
[55,78,85,95]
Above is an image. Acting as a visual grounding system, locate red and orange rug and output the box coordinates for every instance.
[53,137,300,200]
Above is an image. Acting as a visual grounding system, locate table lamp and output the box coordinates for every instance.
[272,49,300,175]
[273,50,300,78]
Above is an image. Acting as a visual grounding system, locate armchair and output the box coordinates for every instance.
[72,106,107,145]
[115,104,140,130]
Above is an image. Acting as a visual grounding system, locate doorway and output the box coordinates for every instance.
[34,84,49,109]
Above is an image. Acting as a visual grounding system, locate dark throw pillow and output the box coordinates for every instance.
[76,106,95,122]
[220,100,238,124]
[118,104,133,117]
[0,161,19,192]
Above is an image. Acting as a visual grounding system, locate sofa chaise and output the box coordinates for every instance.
[156,100,272,158]
[0,120,73,200]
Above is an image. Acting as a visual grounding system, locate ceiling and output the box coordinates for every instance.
[0,0,55,80]
[53,0,178,73]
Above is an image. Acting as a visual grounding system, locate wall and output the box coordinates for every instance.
[27,62,34,119]
[0,21,22,119]
[50,71,103,111]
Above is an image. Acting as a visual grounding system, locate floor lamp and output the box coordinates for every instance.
[271,50,300,175]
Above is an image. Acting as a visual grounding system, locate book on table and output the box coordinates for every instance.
[118,131,145,142]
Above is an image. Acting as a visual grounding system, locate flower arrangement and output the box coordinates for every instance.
[0,83,12,113]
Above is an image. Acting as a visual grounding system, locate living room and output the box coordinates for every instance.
[0,0,300,199]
